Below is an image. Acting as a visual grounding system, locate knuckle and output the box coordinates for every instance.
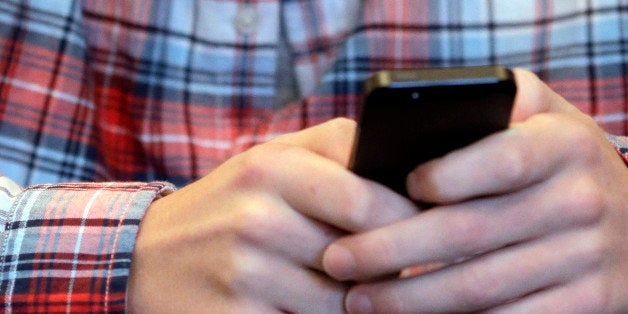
[496,138,530,187]
[230,196,281,243]
[442,209,489,256]
[216,245,261,293]
[562,119,602,164]
[210,197,282,295]
[565,177,605,225]
[362,232,403,271]
[575,230,607,271]
[230,147,275,188]
[453,266,501,310]
[230,142,301,188]
[333,181,371,228]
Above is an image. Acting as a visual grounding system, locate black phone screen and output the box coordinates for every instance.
[350,66,516,195]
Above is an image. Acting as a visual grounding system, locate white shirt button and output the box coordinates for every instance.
[233,5,259,35]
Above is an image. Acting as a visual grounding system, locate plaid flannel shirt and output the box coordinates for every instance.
[1,0,626,312]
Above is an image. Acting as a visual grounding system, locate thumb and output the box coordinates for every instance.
[510,68,580,123]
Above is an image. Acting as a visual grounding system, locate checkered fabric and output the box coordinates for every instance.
[0,0,626,312]
[0,179,174,312]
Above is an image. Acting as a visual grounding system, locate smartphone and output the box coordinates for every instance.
[349,65,517,195]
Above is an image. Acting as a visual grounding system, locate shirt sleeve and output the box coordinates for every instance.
[0,176,175,313]
[608,134,628,165]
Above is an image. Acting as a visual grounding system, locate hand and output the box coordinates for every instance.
[323,69,628,313]
[126,118,419,313]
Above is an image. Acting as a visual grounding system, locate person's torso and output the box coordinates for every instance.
[0,0,625,185]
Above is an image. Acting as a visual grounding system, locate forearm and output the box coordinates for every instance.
[0,177,174,313]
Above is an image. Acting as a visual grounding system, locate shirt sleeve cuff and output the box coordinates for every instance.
[0,180,175,313]
[607,134,628,165]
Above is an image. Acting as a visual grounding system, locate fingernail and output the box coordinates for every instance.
[323,244,356,280]
[346,289,372,314]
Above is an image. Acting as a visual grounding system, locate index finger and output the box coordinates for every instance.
[509,68,580,122]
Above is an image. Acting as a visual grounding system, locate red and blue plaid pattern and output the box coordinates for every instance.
[0,0,626,312]
[0,179,174,312]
